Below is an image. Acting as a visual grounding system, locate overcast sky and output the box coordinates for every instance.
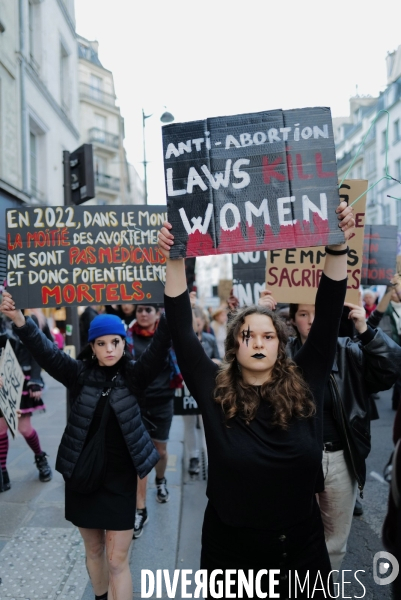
[75,0,400,205]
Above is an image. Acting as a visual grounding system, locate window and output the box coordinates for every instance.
[29,114,47,201]
[394,120,401,144]
[396,159,401,182]
[28,1,35,59]
[28,1,40,68]
[95,114,107,131]
[382,203,391,225]
[30,131,38,195]
[60,42,70,112]
[381,130,387,153]
[94,114,107,142]
[366,148,376,174]
[95,155,107,174]
[90,75,103,102]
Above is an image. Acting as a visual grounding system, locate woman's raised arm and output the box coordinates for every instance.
[158,223,187,297]
[323,200,355,281]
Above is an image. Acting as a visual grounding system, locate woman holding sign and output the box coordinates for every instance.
[0,299,171,600]
[157,201,354,598]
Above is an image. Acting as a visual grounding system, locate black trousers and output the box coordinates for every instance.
[201,500,332,599]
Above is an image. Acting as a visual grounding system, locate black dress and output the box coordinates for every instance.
[65,365,137,530]
[165,274,347,598]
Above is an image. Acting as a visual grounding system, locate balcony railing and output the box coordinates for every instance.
[95,173,120,191]
[79,82,116,107]
[89,127,119,148]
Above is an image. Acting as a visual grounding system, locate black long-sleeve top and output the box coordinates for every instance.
[165,273,347,530]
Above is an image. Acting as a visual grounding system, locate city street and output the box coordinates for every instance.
[0,372,397,599]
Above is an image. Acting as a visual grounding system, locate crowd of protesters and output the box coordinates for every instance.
[2,202,401,598]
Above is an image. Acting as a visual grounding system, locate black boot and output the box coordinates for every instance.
[0,468,11,492]
[95,594,108,600]
[34,452,52,482]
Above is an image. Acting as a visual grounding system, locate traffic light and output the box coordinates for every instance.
[69,144,95,205]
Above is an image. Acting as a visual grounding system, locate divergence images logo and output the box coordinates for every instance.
[373,551,399,585]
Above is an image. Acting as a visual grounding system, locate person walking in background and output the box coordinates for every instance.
[0,293,172,600]
[193,307,221,364]
[158,201,355,598]
[0,309,53,491]
[79,305,102,350]
[105,304,136,329]
[282,295,401,574]
[127,304,182,539]
[210,305,228,358]
[368,275,401,410]
[362,288,377,318]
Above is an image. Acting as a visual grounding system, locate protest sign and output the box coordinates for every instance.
[232,180,367,305]
[361,225,397,285]
[163,107,344,259]
[174,383,200,416]
[0,340,24,438]
[264,180,367,304]
[6,205,167,308]
[232,252,267,306]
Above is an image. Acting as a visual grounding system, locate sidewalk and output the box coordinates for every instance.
[0,372,200,600]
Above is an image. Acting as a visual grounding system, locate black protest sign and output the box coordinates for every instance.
[6,206,167,308]
[0,341,24,438]
[232,252,267,306]
[173,382,200,416]
[163,107,344,259]
[361,225,398,285]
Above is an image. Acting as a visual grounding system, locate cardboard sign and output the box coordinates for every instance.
[232,180,367,305]
[63,345,76,359]
[0,341,24,438]
[232,251,267,306]
[6,205,167,308]
[174,383,200,416]
[163,107,344,259]
[361,225,398,285]
[265,180,367,304]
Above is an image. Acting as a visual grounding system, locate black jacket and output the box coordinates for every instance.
[287,326,401,492]
[13,315,171,479]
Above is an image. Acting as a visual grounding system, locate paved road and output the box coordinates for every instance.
[340,387,396,599]
[0,373,398,599]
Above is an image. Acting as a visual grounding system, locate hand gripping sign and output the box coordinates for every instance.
[163,107,344,258]
[0,341,24,438]
[232,180,367,306]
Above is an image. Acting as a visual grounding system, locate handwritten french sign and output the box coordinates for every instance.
[232,181,367,305]
[6,206,167,308]
[0,341,24,438]
[163,107,344,258]
[174,382,200,416]
[361,225,397,285]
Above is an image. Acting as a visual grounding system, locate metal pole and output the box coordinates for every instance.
[142,109,148,204]
[63,151,80,417]
[19,0,29,193]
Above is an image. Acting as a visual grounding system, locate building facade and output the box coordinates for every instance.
[0,0,80,280]
[334,45,401,229]
[77,35,144,205]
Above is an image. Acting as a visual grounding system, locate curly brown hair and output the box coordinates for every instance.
[214,306,315,429]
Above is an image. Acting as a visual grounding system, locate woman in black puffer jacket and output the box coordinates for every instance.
[0,290,171,600]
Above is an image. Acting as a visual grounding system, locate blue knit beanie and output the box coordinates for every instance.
[88,314,126,343]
